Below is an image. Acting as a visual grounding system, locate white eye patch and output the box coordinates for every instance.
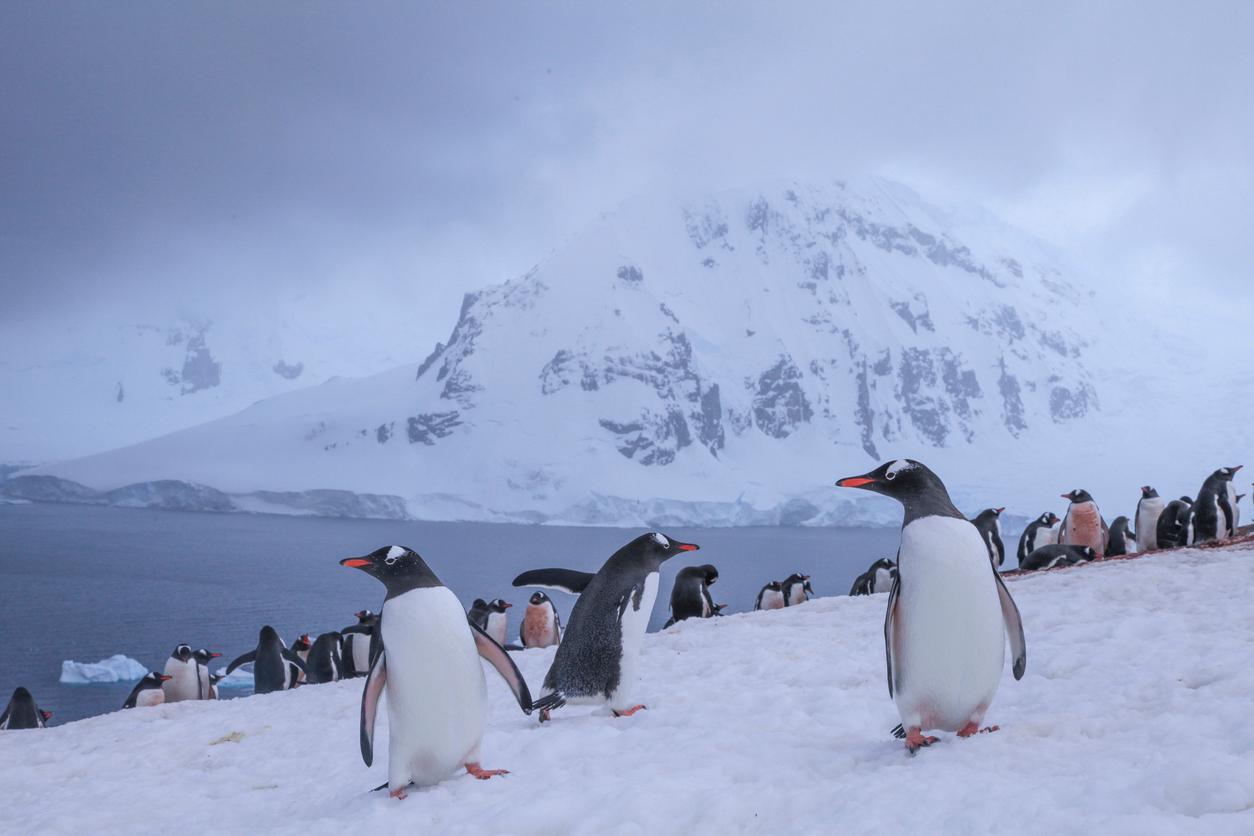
[886,459,915,480]
[384,545,406,565]
[651,532,670,548]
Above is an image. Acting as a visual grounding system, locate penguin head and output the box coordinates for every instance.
[1141,486,1158,499]
[1075,546,1097,561]
[1216,465,1243,481]
[835,459,960,520]
[763,580,784,592]
[143,672,172,688]
[699,564,719,586]
[170,644,193,662]
[528,591,551,607]
[340,545,442,595]
[1061,489,1093,504]
[627,531,700,565]
[488,598,512,613]
[292,634,312,651]
[1039,512,1060,526]
[1237,493,1246,504]
[193,648,221,665]
[354,609,374,623]
[783,572,810,586]
[1180,495,1194,504]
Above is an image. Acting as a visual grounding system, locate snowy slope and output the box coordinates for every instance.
[4,541,1254,835]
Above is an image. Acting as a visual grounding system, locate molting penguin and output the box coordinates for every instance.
[513,532,699,721]
[341,610,379,678]
[520,592,562,648]
[1106,516,1136,557]
[162,644,200,702]
[193,648,221,700]
[0,687,51,729]
[123,672,172,709]
[341,545,532,798]
[1016,512,1061,567]
[224,626,307,695]
[1191,466,1243,543]
[969,508,1007,569]
[664,564,721,627]
[1020,544,1097,572]
[305,632,345,684]
[1060,489,1108,556]
[1134,487,1164,551]
[1156,497,1193,548]
[754,580,785,611]
[836,459,1026,754]
[781,572,814,606]
[469,599,513,647]
[850,558,897,596]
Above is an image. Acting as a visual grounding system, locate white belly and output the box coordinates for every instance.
[1135,499,1163,550]
[485,612,508,646]
[610,572,658,710]
[350,634,372,673]
[872,567,893,594]
[383,588,487,787]
[894,517,1006,732]
[162,659,199,702]
[136,688,165,708]
[758,589,785,610]
[786,582,808,605]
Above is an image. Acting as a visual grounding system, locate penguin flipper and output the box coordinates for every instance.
[512,568,596,594]
[360,650,387,767]
[884,575,901,698]
[224,650,257,676]
[281,648,307,672]
[993,573,1027,680]
[468,618,533,714]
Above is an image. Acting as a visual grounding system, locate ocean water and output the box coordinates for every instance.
[0,503,900,724]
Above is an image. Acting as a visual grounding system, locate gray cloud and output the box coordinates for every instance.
[3,1,1252,331]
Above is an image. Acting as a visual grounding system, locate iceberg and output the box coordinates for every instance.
[60,654,149,684]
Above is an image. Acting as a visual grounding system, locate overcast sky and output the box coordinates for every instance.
[3,1,1252,334]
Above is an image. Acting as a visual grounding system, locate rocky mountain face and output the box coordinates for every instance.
[20,177,1128,526]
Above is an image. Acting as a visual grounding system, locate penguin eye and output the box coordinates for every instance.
[885,470,897,481]
[384,555,398,565]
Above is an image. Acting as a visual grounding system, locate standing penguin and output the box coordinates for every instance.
[969,508,1007,569]
[754,581,786,610]
[1106,517,1136,557]
[290,634,313,683]
[224,626,307,695]
[341,610,379,678]
[519,592,563,648]
[1236,493,1246,530]
[162,644,200,703]
[123,672,172,709]
[782,572,814,606]
[468,599,512,647]
[193,648,221,700]
[207,673,224,700]
[1157,497,1194,548]
[1016,512,1061,567]
[0,687,52,729]
[836,459,1026,753]
[850,558,898,596]
[513,532,699,721]
[305,632,344,684]
[1134,487,1164,551]
[664,564,721,627]
[341,545,533,799]
[1191,466,1243,543]
[1060,489,1108,557]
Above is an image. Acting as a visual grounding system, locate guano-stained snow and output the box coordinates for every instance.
[4,542,1254,835]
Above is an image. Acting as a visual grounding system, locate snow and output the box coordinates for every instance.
[6,541,1254,834]
[59,654,149,684]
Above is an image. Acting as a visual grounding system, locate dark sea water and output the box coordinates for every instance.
[0,503,899,724]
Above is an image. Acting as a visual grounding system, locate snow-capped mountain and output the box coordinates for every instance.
[14,178,1249,525]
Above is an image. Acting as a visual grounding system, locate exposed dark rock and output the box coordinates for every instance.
[617,265,643,283]
[0,475,102,503]
[998,358,1027,436]
[376,422,393,444]
[180,333,221,394]
[751,355,813,439]
[273,360,304,380]
[407,412,462,445]
[104,480,234,512]
[249,489,409,520]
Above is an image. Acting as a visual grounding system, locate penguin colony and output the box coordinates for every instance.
[3,463,1247,781]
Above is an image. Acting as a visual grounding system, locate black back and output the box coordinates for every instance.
[305,632,343,684]
[2,687,47,729]
[1157,498,1193,548]
[667,564,719,624]
[1106,516,1133,556]
[970,508,1006,568]
[122,672,166,709]
[1020,544,1096,571]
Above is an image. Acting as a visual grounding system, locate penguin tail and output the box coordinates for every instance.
[890,724,906,739]
[532,691,566,715]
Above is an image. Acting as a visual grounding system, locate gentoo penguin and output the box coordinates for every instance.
[520,591,563,648]
[836,459,1026,754]
[1156,497,1194,548]
[305,632,344,684]
[1020,544,1097,572]
[1134,487,1164,551]
[162,644,200,702]
[1106,516,1136,557]
[1060,489,1108,557]
[969,508,1007,569]
[341,545,532,798]
[469,599,512,647]
[1237,493,1246,530]
[193,648,221,700]
[513,532,699,721]
[1191,466,1243,543]
[290,634,312,683]
[663,564,721,627]
[850,558,898,596]
[208,673,224,700]
[782,572,814,606]
[123,672,172,709]
[1016,512,1061,567]
[224,626,308,695]
[0,687,51,729]
[341,610,379,677]
[754,580,786,610]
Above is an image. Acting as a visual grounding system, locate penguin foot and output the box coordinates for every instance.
[957,723,1000,738]
[538,709,551,723]
[612,704,647,717]
[904,727,939,753]
[388,786,408,800]
[465,763,509,780]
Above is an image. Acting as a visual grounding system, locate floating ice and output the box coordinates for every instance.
[60,655,149,684]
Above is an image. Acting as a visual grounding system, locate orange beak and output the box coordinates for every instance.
[341,558,371,569]
[836,476,876,488]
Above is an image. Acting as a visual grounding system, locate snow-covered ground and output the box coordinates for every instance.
[4,542,1254,834]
